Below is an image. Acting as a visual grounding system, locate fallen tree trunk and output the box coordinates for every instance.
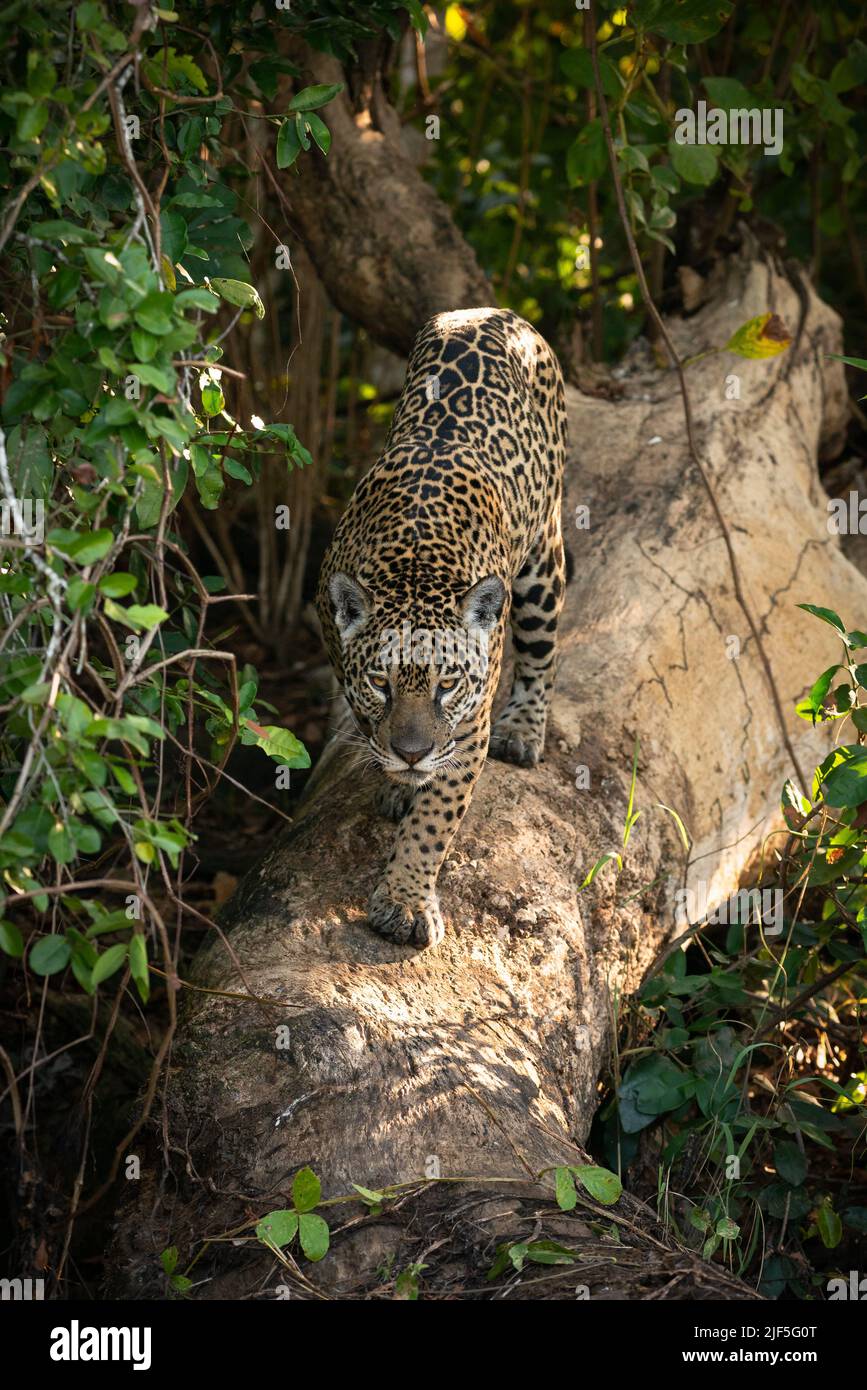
[109,239,863,1300]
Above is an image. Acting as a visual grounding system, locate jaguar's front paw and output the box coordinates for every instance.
[367,883,445,948]
[374,780,417,823]
[488,721,544,768]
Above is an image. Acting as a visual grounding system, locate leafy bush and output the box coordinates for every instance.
[429,1,867,354]
[0,3,349,998]
[596,605,867,1296]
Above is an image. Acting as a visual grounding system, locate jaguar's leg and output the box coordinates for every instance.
[367,729,488,948]
[489,512,565,768]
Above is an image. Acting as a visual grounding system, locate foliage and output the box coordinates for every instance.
[256,1166,331,1263]
[421,1,867,356]
[589,606,867,1295]
[0,3,331,1001]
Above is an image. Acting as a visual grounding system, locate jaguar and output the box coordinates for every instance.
[316,307,567,947]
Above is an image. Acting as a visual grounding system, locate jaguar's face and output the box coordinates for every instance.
[328,572,506,785]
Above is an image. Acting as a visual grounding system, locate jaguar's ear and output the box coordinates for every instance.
[460,575,507,632]
[328,573,371,641]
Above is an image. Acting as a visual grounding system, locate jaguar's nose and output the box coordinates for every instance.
[391,740,434,767]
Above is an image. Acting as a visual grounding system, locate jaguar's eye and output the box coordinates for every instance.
[438,677,459,694]
[367,673,389,692]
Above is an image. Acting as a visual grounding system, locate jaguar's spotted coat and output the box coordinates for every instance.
[316,307,567,947]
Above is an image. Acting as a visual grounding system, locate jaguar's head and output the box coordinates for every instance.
[327,571,507,785]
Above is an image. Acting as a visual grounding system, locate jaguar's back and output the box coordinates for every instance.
[384,306,567,568]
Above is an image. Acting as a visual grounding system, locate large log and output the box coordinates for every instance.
[109,241,861,1299]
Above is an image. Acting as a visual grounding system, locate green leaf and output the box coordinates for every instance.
[112,763,138,795]
[157,48,208,94]
[288,83,343,113]
[29,934,71,976]
[579,851,622,888]
[797,603,846,635]
[91,942,128,986]
[134,292,175,335]
[147,416,190,456]
[828,354,867,374]
[255,1209,298,1248]
[161,1246,178,1276]
[618,143,650,175]
[351,1183,386,1209]
[555,1165,577,1211]
[394,1266,421,1299]
[68,529,113,564]
[821,749,867,808]
[702,77,753,110]
[200,381,225,416]
[566,119,607,186]
[48,824,74,864]
[224,457,252,484]
[58,694,92,740]
[725,312,791,359]
[98,572,138,598]
[68,938,97,998]
[160,209,188,264]
[668,138,718,186]
[20,682,51,705]
[574,1165,622,1206]
[651,165,680,195]
[104,601,169,631]
[175,115,204,160]
[817,1202,843,1249]
[0,921,24,958]
[276,118,302,168]
[642,0,733,45]
[208,278,265,319]
[67,578,97,614]
[130,362,175,392]
[560,48,620,98]
[774,1140,807,1187]
[129,933,150,1003]
[292,1166,321,1213]
[175,287,220,313]
[305,111,331,156]
[795,664,840,723]
[618,1054,692,1132]
[298,1212,329,1261]
[127,604,169,629]
[522,1240,577,1266]
[242,721,310,767]
[131,329,159,362]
